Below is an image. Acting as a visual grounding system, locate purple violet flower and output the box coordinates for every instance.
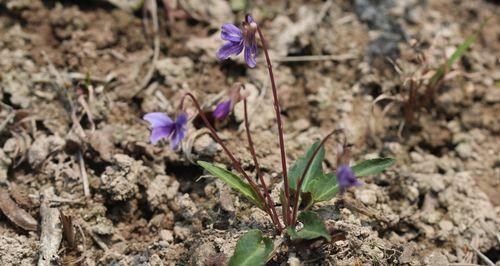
[143,112,188,149]
[216,15,258,68]
[213,100,232,120]
[336,164,363,193]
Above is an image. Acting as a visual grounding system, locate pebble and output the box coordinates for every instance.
[355,188,378,206]
[159,229,174,243]
[423,251,448,265]
[455,142,472,159]
[292,119,310,132]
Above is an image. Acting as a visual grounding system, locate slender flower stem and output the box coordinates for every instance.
[290,129,344,226]
[255,24,292,226]
[180,93,281,232]
[243,100,283,231]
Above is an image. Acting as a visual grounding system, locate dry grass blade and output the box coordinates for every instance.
[0,187,38,231]
[469,245,495,266]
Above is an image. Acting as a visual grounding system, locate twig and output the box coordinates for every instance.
[38,188,62,266]
[244,99,282,231]
[256,23,292,226]
[135,0,161,97]
[77,151,91,198]
[469,245,495,266]
[28,194,84,204]
[0,187,38,231]
[448,263,482,266]
[271,53,356,63]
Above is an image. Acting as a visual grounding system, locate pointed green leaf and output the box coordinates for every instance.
[198,161,263,209]
[429,19,488,87]
[289,141,325,192]
[229,229,274,266]
[351,158,395,177]
[287,211,331,241]
[304,173,339,203]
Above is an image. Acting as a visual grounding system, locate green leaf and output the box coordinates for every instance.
[287,211,331,241]
[429,19,488,87]
[304,173,339,203]
[230,0,247,11]
[198,161,263,209]
[229,229,274,266]
[351,158,395,177]
[289,141,325,192]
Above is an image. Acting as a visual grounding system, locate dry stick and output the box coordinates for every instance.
[77,151,91,198]
[180,93,280,231]
[469,245,495,266]
[135,0,160,98]
[256,25,292,226]
[243,99,283,231]
[38,188,62,266]
[290,129,344,226]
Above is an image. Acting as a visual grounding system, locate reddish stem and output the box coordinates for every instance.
[290,129,344,226]
[255,24,292,226]
[180,93,281,231]
[243,100,283,231]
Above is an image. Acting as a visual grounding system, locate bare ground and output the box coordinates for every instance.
[0,0,499,265]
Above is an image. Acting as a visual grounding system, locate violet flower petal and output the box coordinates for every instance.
[150,126,173,145]
[245,14,255,23]
[143,112,173,128]
[175,112,188,126]
[244,43,257,68]
[213,100,232,120]
[217,41,244,60]
[336,164,363,193]
[169,113,188,149]
[221,24,243,42]
[170,128,185,150]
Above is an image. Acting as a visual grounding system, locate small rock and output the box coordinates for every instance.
[403,185,419,203]
[101,154,144,201]
[193,134,219,158]
[147,175,180,211]
[438,220,453,231]
[422,251,448,265]
[292,119,310,132]
[455,142,472,159]
[355,188,377,206]
[484,88,500,103]
[173,224,191,240]
[410,151,424,162]
[159,229,174,243]
[420,210,441,225]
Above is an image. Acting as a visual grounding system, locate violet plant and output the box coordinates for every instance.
[144,14,394,265]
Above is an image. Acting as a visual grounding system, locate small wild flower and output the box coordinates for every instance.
[143,112,188,149]
[213,100,232,120]
[216,15,258,68]
[213,83,248,120]
[336,164,363,193]
[143,14,395,265]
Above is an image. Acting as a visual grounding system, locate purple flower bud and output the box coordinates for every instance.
[336,164,363,193]
[143,112,188,150]
[216,15,258,68]
[213,100,232,120]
